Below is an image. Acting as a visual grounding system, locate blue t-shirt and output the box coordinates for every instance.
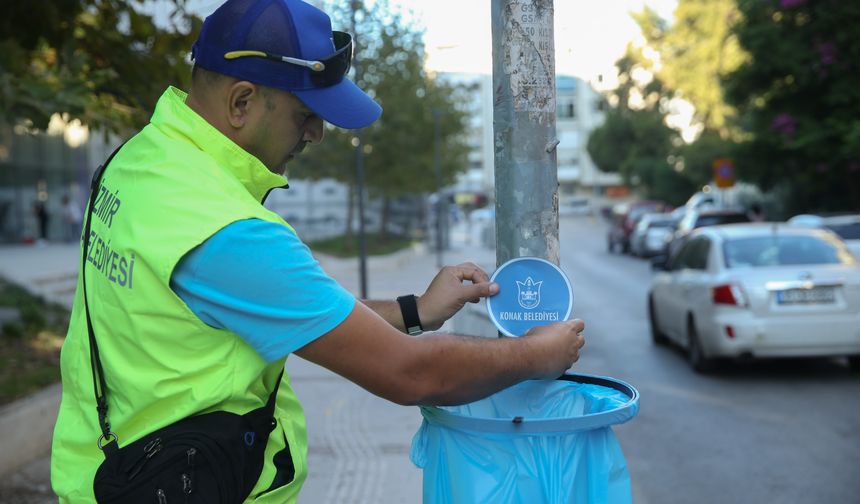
[170,219,355,362]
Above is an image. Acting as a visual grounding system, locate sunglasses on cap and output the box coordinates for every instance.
[224,31,353,87]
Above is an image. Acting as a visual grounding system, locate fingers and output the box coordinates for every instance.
[461,281,499,303]
[450,262,491,284]
[441,263,498,303]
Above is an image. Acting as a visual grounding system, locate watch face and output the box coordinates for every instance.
[486,257,573,337]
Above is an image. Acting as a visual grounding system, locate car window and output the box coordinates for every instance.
[685,238,711,270]
[649,220,675,229]
[694,213,750,228]
[667,240,691,270]
[723,235,856,268]
[669,237,709,270]
[825,222,860,240]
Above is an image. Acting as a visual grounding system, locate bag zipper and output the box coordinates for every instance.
[127,437,163,481]
[182,447,196,498]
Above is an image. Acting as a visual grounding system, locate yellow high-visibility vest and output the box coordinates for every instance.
[52,87,308,503]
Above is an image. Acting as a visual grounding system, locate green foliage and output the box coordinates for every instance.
[725,0,860,213]
[0,0,200,133]
[587,41,696,205]
[0,276,69,337]
[306,232,414,258]
[0,277,68,405]
[633,1,745,137]
[288,0,471,234]
[1,322,23,339]
[587,104,695,207]
[20,303,46,331]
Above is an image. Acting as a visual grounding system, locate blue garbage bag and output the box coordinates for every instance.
[410,374,639,504]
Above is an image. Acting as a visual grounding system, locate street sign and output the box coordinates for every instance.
[486,257,573,337]
[713,158,736,188]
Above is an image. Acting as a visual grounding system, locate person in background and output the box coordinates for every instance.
[61,195,82,243]
[33,198,49,244]
[747,202,766,222]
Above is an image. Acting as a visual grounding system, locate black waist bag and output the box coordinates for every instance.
[82,146,281,503]
[93,405,277,503]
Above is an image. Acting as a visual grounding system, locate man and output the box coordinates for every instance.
[51,0,585,502]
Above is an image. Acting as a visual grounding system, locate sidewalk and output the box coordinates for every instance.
[0,222,497,502]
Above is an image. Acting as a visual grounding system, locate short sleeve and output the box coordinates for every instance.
[170,218,356,362]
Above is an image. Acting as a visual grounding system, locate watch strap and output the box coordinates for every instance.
[396,294,423,336]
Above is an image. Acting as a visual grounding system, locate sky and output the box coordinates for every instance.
[177,0,679,84]
[414,0,677,82]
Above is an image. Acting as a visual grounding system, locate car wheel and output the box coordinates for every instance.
[687,317,716,373]
[648,297,668,345]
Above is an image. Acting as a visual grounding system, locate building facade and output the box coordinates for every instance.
[440,72,622,201]
[0,118,119,243]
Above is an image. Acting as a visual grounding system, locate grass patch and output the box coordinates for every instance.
[306,232,415,258]
[0,277,68,406]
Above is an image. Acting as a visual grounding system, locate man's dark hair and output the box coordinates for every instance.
[191,65,228,87]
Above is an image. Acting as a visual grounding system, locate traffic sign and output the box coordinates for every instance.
[713,158,735,188]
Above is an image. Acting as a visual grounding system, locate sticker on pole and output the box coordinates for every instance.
[486,257,573,337]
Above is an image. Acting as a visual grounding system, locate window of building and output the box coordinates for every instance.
[557,98,576,119]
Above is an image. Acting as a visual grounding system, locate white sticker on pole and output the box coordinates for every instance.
[486,257,573,337]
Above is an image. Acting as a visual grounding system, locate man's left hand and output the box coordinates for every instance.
[417,262,499,331]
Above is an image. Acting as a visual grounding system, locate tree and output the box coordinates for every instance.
[587,44,696,206]
[725,0,860,213]
[633,1,745,138]
[289,0,471,241]
[625,1,750,203]
[0,0,200,133]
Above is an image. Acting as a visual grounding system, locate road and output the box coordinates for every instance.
[558,216,860,504]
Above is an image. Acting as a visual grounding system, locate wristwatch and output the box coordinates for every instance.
[396,294,424,336]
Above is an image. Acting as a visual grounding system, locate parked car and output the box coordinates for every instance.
[648,223,860,372]
[788,213,860,259]
[630,212,678,257]
[667,208,750,258]
[607,200,668,254]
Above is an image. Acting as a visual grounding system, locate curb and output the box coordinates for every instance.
[0,383,61,478]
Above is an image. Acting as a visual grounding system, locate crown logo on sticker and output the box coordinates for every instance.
[516,277,542,309]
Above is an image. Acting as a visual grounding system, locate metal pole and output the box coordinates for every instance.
[432,108,443,268]
[491,0,559,266]
[352,1,368,299]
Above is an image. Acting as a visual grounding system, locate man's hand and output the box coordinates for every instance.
[523,319,586,379]
[417,262,499,331]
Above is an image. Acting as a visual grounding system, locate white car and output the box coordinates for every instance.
[788,214,860,259]
[648,223,860,372]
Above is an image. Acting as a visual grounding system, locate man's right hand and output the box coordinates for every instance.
[523,319,586,380]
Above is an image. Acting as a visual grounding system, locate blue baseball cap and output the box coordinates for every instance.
[191,0,382,129]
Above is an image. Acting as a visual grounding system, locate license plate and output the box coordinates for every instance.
[776,287,836,305]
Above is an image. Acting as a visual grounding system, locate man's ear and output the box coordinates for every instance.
[226,81,258,129]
